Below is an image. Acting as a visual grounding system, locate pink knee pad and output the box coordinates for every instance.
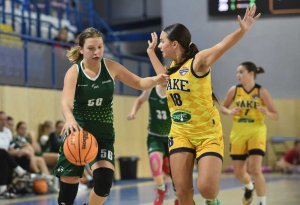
[149,152,163,177]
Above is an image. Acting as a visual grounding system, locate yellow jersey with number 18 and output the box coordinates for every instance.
[166,58,222,142]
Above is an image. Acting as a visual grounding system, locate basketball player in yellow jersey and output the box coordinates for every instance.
[147,5,261,205]
[221,62,278,205]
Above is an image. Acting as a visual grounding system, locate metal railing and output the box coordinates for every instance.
[0,31,153,96]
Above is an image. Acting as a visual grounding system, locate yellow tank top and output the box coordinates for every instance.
[166,58,222,139]
[233,84,265,124]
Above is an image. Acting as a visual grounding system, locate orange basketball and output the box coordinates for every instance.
[32,179,48,194]
[63,130,98,166]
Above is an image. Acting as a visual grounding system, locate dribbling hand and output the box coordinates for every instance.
[61,120,82,136]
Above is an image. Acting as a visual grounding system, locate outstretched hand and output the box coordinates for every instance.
[147,32,158,53]
[238,4,261,32]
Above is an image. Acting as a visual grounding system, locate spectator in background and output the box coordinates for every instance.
[0,111,27,198]
[47,120,64,153]
[12,121,50,175]
[6,116,15,135]
[38,120,54,153]
[37,120,64,168]
[54,26,68,42]
[69,31,81,45]
[277,140,300,174]
[36,120,59,168]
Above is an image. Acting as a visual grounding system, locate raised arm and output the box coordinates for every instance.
[147,32,166,75]
[194,5,261,74]
[105,59,169,90]
[258,88,278,120]
[127,89,151,120]
[61,65,82,135]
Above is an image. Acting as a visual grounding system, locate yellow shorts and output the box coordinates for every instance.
[230,123,266,158]
[168,133,224,161]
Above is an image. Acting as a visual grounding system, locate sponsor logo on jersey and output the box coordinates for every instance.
[102,80,112,84]
[252,94,259,99]
[159,99,166,104]
[57,166,72,173]
[168,137,174,147]
[92,83,100,89]
[78,84,88,87]
[179,67,189,76]
[57,166,64,172]
[150,97,158,101]
[172,111,191,123]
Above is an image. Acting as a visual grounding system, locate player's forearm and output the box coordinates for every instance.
[219,28,246,53]
[138,77,157,90]
[62,101,76,122]
[266,110,278,120]
[147,50,166,74]
[130,101,143,116]
[220,106,231,115]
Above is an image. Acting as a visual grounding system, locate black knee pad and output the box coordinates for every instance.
[93,167,114,197]
[58,180,79,205]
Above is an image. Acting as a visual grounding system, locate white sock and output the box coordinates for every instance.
[86,174,92,181]
[257,196,266,205]
[0,185,7,194]
[245,181,254,190]
[157,184,166,191]
[14,166,26,176]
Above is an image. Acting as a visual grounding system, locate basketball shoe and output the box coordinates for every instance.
[242,187,254,205]
[154,187,167,205]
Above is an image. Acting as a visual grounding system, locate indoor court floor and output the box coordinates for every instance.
[1,173,299,205]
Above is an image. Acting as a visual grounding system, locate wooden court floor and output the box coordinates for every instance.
[1,173,299,205]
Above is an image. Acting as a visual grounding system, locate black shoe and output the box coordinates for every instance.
[0,189,16,199]
[242,187,254,205]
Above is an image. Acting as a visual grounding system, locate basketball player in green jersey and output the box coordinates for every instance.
[128,85,178,205]
[220,62,278,205]
[54,27,169,205]
[146,5,260,205]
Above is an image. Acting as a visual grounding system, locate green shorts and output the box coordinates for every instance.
[54,121,115,177]
[147,133,169,156]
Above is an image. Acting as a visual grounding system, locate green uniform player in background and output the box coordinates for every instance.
[128,85,178,205]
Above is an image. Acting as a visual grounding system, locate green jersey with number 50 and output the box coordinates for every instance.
[73,59,114,124]
[148,87,171,137]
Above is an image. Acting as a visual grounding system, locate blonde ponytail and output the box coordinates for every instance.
[66,45,82,64]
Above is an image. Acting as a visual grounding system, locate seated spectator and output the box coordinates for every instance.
[277,140,300,173]
[38,120,61,168]
[38,120,54,153]
[0,111,27,198]
[47,120,64,153]
[68,31,81,44]
[6,116,15,135]
[0,149,27,198]
[12,121,50,175]
[53,26,70,48]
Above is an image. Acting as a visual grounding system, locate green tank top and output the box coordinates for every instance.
[148,87,171,137]
[73,59,114,124]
